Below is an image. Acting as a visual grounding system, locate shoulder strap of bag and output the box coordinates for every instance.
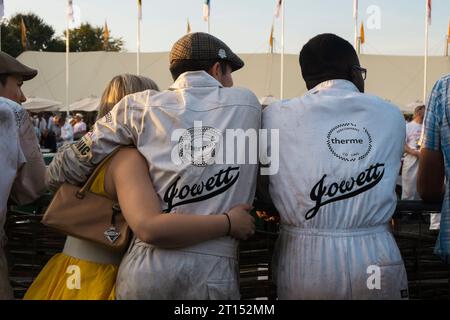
[76,147,122,199]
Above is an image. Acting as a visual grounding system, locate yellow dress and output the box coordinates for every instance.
[24,163,119,300]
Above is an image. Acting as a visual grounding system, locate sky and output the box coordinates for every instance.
[2,0,450,56]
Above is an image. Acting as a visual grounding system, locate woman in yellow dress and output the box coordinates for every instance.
[24,74,160,300]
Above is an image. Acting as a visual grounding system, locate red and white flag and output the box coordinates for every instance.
[353,0,358,19]
[426,0,432,25]
[274,0,282,18]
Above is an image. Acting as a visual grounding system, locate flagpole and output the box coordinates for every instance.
[280,0,285,100]
[137,13,141,75]
[0,5,3,52]
[446,36,449,57]
[66,17,70,117]
[423,1,429,102]
[445,19,449,57]
[354,0,358,51]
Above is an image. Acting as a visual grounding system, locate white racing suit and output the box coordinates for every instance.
[262,80,409,299]
[0,98,46,299]
[46,71,261,299]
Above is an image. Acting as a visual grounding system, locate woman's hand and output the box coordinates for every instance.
[227,204,256,240]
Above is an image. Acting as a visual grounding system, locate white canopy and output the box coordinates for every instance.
[63,96,100,112]
[17,51,449,113]
[22,97,62,112]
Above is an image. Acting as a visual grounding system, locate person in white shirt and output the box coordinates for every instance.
[46,33,260,299]
[72,113,87,139]
[402,102,425,200]
[260,33,408,299]
[54,113,74,149]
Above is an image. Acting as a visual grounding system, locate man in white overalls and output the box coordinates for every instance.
[0,52,46,299]
[46,33,261,299]
[261,34,408,299]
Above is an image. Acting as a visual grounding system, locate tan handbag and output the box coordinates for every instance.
[42,150,130,252]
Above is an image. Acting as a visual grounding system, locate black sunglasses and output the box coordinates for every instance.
[352,65,367,80]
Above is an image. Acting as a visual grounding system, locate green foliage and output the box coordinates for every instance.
[1,13,123,57]
[65,23,123,52]
[1,13,64,57]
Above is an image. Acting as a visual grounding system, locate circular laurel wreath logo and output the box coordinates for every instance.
[178,126,222,167]
[326,123,373,162]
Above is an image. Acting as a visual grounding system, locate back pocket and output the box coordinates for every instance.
[207,280,240,300]
[379,262,409,300]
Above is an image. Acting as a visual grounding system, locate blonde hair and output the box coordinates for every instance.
[97,74,159,119]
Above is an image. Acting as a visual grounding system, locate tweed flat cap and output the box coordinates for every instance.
[170,32,244,71]
[0,51,38,81]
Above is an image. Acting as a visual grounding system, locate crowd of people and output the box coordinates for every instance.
[0,31,449,300]
[29,111,89,152]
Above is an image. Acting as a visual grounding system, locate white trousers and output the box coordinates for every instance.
[401,154,420,200]
[115,238,240,300]
[273,224,409,300]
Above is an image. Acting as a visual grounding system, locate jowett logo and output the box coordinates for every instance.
[305,163,385,220]
[163,166,240,212]
[327,123,372,162]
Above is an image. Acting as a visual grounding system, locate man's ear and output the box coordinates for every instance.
[207,62,221,81]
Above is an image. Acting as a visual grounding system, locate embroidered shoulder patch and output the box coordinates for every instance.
[72,131,93,161]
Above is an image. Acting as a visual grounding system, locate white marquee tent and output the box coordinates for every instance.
[22,97,62,113]
[64,96,100,112]
[17,51,449,113]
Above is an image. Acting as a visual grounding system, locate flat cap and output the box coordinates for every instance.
[170,32,244,72]
[0,51,38,81]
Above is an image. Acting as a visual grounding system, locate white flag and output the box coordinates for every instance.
[274,0,282,18]
[353,0,358,19]
[0,0,5,19]
[67,0,74,23]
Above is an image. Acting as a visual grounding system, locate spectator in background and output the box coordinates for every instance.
[0,51,46,299]
[418,74,450,263]
[36,113,48,146]
[72,113,87,140]
[31,115,41,141]
[402,102,425,200]
[54,113,74,149]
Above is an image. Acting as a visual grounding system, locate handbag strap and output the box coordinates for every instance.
[76,147,122,199]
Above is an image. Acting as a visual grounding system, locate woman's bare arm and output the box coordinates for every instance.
[104,148,255,248]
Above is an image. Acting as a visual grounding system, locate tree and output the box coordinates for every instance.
[0,14,123,57]
[65,23,123,52]
[1,13,65,57]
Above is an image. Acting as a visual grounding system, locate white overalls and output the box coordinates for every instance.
[263,80,408,299]
[0,107,21,300]
[0,98,46,299]
[46,71,262,299]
